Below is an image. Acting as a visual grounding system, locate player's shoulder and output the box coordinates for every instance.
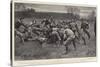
[64,28,72,32]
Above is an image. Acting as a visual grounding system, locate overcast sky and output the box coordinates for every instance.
[15,3,96,17]
[15,3,96,12]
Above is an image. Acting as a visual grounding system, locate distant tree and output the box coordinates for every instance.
[15,3,26,11]
[66,6,80,20]
[67,7,80,15]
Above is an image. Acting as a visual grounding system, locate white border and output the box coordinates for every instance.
[11,0,97,66]
[12,0,97,7]
[13,57,96,66]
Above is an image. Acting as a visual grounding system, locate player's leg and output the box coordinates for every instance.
[83,29,90,39]
[82,36,86,45]
[72,39,76,50]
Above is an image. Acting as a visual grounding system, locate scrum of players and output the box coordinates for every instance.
[15,16,95,54]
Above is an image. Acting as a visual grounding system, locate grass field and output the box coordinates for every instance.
[15,18,96,60]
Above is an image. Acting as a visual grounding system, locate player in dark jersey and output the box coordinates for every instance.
[15,18,27,29]
[41,18,51,26]
[80,19,90,45]
[41,18,52,37]
[81,20,90,39]
[15,18,27,44]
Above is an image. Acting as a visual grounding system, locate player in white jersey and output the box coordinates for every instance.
[63,25,76,54]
